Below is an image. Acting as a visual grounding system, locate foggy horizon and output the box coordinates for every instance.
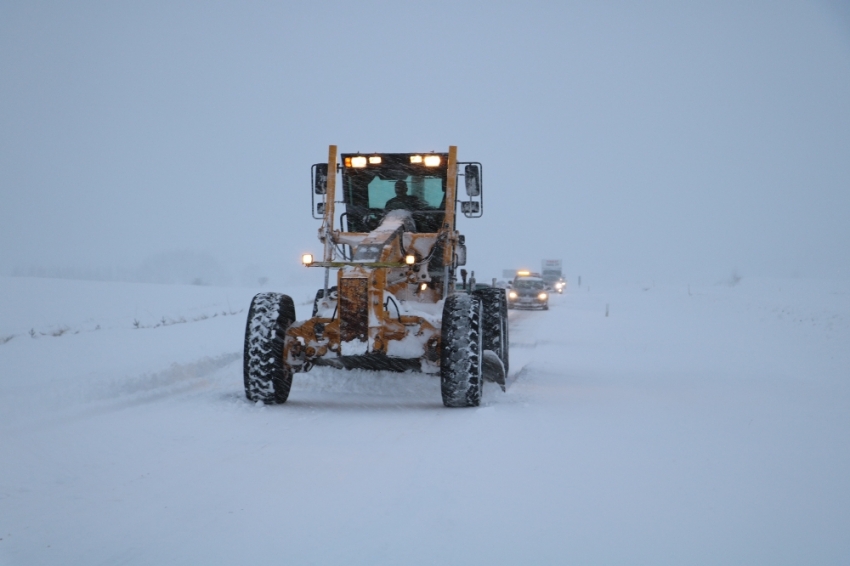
[2,1,849,287]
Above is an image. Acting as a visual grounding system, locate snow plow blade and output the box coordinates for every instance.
[482,350,506,392]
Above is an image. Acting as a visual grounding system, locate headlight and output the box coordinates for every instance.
[302,253,314,266]
[508,291,518,299]
[424,155,441,167]
[350,156,367,168]
[538,292,548,300]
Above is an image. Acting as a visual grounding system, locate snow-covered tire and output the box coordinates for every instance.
[474,287,509,376]
[440,293,483,407]
[243,292,296,404]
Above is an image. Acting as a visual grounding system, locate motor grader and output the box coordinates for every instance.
[243,145,508,407]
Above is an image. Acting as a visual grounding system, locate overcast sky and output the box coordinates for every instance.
[2,1,849,286]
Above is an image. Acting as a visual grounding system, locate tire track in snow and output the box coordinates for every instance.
[2,353,242,433]
[95,352,241,402]
[506,308,541,389]
[504,295,571,389]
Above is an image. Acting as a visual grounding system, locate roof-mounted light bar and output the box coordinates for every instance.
[344,153,443,167]
[344,155,383,168]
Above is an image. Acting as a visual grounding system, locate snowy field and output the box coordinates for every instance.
[1,275,849,565]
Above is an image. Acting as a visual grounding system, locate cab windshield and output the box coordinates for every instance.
[341,153,448,233]
[367,175,444,210]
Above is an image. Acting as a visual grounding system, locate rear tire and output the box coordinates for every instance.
[474,287,509,376]
[244,292,296,404]
[440,293,483,407]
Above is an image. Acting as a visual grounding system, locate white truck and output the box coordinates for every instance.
[541,259,566,293]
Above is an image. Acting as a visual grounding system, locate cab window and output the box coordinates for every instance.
[367,175,444,209]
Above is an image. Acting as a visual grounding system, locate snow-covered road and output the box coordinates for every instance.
[1,276,848,564]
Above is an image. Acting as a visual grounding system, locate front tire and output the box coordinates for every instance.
[244,292,296,404]
[440,293,483,407]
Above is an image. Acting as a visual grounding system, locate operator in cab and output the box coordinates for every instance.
[385,180,427,211]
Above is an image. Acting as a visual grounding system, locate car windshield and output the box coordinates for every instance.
[514,279,545,290]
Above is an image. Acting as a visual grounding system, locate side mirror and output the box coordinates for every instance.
[316,202,325,215]
[461,201,480,214]
[314,163,328,194]
[456,245,467,267]
[464,164,481,197]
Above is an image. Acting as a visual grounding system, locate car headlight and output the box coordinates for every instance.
[508,291,518,299]
[538,292,548,300]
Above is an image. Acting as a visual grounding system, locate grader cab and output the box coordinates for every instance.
[243,145,508,407]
